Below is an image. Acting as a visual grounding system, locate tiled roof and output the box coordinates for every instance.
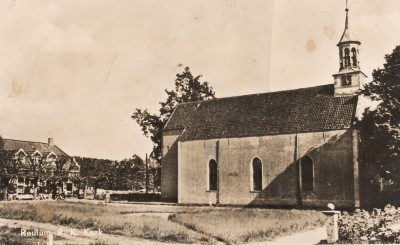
[164,84,358,141]
[62,158,80,172]
[3,139,69,157]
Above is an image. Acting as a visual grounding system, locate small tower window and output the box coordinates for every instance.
[301,156,314,192]
[209,160,218,191]
[344,48,350,67]
[351,48,357,66]
[252,157,262,191]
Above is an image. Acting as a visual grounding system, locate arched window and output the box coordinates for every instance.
[344,48,350,67]
[351,48,357,66]
[301,156,314,192]
[252,157,262,191]
[209,160,218,191]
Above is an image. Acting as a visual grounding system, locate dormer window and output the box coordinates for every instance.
[46,152,58,160]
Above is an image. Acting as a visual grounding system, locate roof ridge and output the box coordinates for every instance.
[3,138,70,157]
[179,84,334,106]
[3,138,48,145]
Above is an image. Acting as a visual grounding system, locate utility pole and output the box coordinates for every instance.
[145,154,149,194]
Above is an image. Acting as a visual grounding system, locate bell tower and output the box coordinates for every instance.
[333,0,367,97]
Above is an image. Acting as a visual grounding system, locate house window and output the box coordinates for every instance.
[252,157,262,191]
[301,155,314,192]
[209,159,218,191]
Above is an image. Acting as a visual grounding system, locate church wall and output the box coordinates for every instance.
[218,135,298,206]
[161,129,181,202]
[297,130,355,207]
[177,139,219,204]
[177,129,356,207]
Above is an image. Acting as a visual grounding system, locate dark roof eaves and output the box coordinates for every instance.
[350,96,360,129]
[179,127,353,142]
[53,145,69,157]
[162,127,185,132]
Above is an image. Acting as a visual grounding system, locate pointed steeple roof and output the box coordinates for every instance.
[337,1,360,46]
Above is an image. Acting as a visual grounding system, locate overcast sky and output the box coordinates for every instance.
[1,0,399,160]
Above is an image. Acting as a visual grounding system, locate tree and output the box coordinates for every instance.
[117,154,145,191]
[75,157,114,196]
[132,66,216,162]
[0,136,21,201]
[358,46,400,205]
[23,152,71,199]
[48,155,71,199]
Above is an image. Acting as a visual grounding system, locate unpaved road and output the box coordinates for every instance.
[0,218,190,245]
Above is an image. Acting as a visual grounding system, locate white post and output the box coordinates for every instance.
[322,210,340,243]
[47,233,53,245]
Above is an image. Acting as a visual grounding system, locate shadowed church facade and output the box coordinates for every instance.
[161,5,367,208]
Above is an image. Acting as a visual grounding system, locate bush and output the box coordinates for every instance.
[110,193,160,202]
[95,192,106,200]
[338,205,400,244]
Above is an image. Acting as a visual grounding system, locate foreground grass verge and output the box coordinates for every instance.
[0,201,326,244]
[0,201,209,244]
[0,225,114,245]
[170,208,326,244]
[0,225,46,245]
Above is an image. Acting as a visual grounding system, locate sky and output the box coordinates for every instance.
[0,0,400,160]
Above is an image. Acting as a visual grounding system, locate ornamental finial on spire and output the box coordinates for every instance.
[337,0,359,46]
[345,0,349,29]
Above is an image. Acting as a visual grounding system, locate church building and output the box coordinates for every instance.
[161,4,367,208]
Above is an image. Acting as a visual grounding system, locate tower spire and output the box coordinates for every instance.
[338,0,359,46]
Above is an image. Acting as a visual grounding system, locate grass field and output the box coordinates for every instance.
[0,225,44,245]
[0,201,326,244]
[170,208,325,244]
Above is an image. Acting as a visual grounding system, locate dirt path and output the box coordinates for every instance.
[0,218,190,245]
[243,227,327,245]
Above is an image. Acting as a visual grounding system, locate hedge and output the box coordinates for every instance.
[110,193,161,202]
